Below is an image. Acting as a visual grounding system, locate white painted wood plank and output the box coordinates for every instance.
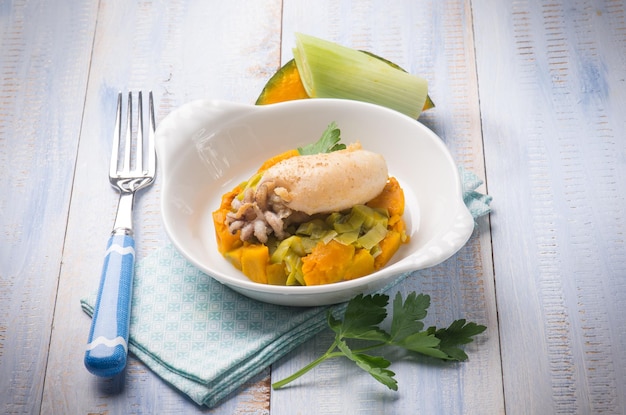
[42,1,281,413]
[473,0,626,413]
[0,0,98,413]
[271,1,502,414]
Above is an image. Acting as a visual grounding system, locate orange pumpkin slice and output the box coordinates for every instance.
[256,59,309,105]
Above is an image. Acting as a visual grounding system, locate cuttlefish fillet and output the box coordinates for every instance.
[226,143,388,243]
[262,143,387,214]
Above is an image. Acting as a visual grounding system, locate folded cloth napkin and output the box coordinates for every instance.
[81,167,491,408]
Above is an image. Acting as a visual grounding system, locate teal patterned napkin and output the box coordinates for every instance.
[81,168,491,408]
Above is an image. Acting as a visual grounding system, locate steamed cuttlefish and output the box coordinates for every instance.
[226,143,388,243]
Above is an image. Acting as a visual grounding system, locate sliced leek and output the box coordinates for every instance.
[293,33,429,119]
[269,202,399,284]
[357,223,388,250]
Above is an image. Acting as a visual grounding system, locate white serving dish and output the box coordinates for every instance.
[155,98,473,306]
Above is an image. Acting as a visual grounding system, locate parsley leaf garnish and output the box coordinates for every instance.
[272,292,487,391]
[336,339,398,391]
[428,319,488,361]
[329,293,389,342]
[297,121,346,155]
[389,291,429,341]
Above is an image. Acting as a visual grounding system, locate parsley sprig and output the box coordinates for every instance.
[272,292,486,390]
[297,121,346,155]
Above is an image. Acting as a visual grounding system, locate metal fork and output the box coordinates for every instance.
[85,91,156,377]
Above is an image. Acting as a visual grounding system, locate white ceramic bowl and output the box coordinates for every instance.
[155,99,473,306]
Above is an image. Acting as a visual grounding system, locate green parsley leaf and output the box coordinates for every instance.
[297,121,347,155]
[389,292,430,342]
[428,319,488,361]
[331,293,389,342]
[397,331,449,360]
[336,339,398,391]
[272,291,487,392]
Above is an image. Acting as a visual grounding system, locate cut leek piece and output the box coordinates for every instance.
[334,230,360,245]
[357,223,388,250]
[255,58,435,111]
[293,33,429,119]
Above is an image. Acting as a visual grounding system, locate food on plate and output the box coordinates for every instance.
[256,33,435,118]
[212,122,409,286]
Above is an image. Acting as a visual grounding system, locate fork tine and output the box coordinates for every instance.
[110,93,122,178]
[135,91,144,174]
[147,91,156,177]
[123,92,133,173]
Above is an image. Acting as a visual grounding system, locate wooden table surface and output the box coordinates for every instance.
[1,0,625,414]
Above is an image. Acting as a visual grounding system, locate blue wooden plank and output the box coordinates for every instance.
[473,0,626,413]
[0,0,99,413]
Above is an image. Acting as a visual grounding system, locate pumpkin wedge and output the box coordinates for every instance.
[255,59,309,105]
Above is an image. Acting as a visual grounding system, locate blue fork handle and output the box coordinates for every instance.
[84,233,135,377]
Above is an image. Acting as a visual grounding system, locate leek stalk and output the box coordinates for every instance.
[293,33,429,119]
